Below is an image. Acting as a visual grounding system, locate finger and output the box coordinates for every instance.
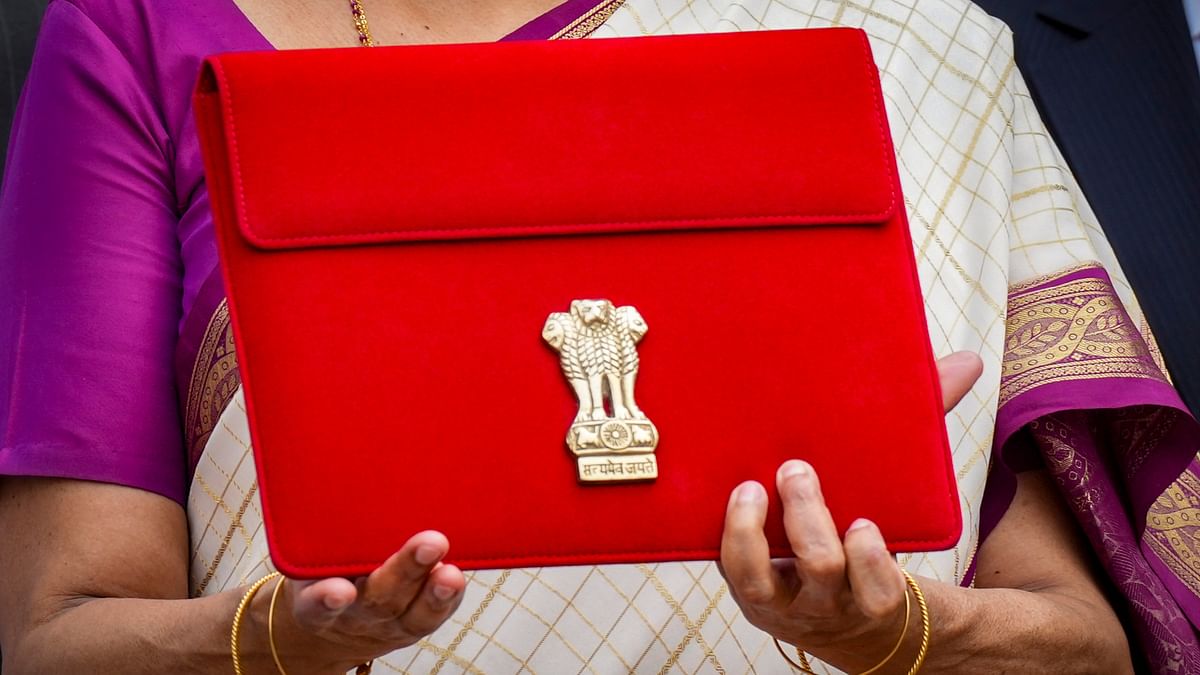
[292,577,359,630]
[938,351,983,412]
[720,481,783,607]
[356,530,450,617]
[843,519,906,622]
[397,562,466,638]
[777,460,846,612]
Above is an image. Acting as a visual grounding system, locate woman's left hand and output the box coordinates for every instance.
[720,460,910,666]
[718,352,982,667]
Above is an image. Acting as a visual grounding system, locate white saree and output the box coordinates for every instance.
[188,0,1153,672]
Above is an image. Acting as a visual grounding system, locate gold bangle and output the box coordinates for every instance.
[268,575,290,674]
[903,570,930,675]
[231,571,282,675]
[859,570,913,675]
[773,638,817,674]
[265,575,373,675]
[773,568,915,674]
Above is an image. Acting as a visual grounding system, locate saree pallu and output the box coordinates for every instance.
[182,0,1200,672]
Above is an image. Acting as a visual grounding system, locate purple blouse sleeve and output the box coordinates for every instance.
[0,0,185,503]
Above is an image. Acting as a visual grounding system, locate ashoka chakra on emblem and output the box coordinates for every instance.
[599,421,633,450]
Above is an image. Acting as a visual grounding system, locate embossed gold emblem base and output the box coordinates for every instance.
[569,418,659,482]
[543,299,660,484]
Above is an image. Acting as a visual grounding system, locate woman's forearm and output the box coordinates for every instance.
[806,577,1133,675]
[1,481,463,675]
[925,582,1132,674]
[5,585,339,675]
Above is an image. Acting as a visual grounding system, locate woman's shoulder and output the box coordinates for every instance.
[47,0,249,33]
[46,0,139,27]
[39,0,268,153]
[44,0,175,54]
[43,0,265,78]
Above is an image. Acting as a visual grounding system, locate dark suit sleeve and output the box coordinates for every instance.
[0,0,51,179]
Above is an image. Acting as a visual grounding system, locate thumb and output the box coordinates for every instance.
[937,351,983,412]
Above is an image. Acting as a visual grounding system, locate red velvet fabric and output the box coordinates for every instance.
[195,28,959,578]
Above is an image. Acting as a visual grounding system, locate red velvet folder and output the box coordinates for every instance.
[194,27,960,579]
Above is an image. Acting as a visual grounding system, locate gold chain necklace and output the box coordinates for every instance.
[348,0,376,46]
[346,0,628,46]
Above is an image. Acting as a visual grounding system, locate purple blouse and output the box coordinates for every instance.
[0,0,582,503]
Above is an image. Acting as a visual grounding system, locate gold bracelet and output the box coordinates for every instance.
[859,570,913,675]
[903,570,930,675]
[773,638,817,674]
[268,575,290,674]
[773,569,918,674]
[231,571,282,675]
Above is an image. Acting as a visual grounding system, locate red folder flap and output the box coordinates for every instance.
[195,27,961,579]
[198,28,896,248]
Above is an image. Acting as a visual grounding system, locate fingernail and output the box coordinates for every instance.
[848,518,874,532]
[735,481,765,504]
[432,584,457,601]
[415,545,441,566]
[324,593,352,610]
[779,460,811,480]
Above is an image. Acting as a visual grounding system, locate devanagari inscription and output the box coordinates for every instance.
[577,454,659,482]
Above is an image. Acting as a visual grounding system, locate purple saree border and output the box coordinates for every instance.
[985,263,1200,672]
[175,268,240,472]
[1031,412,1199,672]
[1144,455,1200,638]
[993,264,1197,522]
[997,383,1195,528]
[175,267,228,401]
[502,0,614,40]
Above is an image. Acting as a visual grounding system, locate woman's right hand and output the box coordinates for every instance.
[268,530,466,674]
